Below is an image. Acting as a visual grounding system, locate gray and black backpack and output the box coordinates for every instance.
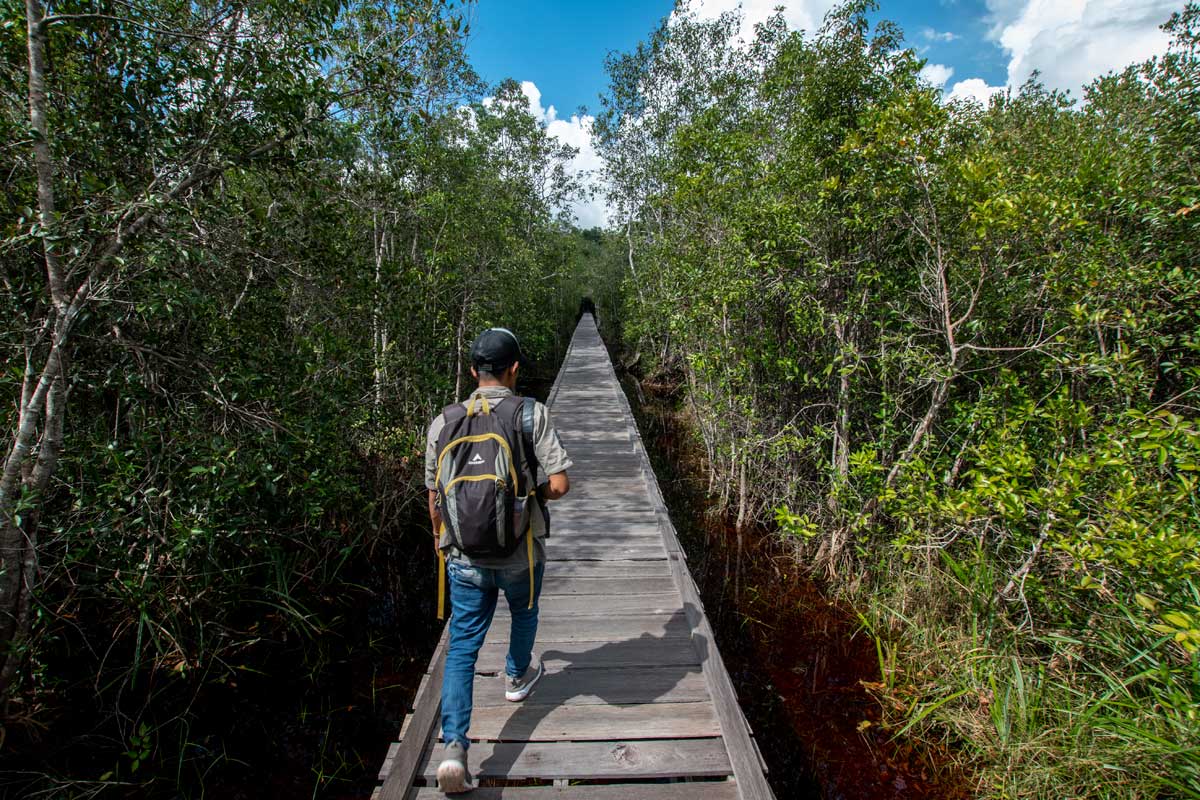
[433,393,543,558]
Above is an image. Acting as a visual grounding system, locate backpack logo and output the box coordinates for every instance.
[468,453,485,466]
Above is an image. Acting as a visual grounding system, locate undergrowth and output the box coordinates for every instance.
[854,553,1200,798]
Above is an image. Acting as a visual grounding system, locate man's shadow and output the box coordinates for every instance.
[476,602,709,779]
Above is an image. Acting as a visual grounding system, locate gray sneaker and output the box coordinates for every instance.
[505,658,543,702]
[436,740,475,794]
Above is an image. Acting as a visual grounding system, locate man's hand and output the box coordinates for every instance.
[541,471,570,501]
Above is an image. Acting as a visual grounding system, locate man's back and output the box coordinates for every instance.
[424,327,571,795]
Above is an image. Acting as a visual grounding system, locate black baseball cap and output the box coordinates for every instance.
[470,327,523,372]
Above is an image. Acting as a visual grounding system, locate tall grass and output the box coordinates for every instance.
[854,557,1200,798]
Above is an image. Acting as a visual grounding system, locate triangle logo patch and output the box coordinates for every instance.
[468,453,486,466]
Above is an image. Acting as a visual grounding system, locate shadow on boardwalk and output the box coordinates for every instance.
[478,603,705,778]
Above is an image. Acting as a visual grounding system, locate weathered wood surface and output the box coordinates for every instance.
[409,784,740,800]
[476,636,700,672]
[419,738,733,780]
[376,314,773,799]
[471,666,710,707]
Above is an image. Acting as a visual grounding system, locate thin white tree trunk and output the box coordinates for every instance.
[453,291,470,400]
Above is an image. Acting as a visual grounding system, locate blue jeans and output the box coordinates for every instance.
[441,557,545,750]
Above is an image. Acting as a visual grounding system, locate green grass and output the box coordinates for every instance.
[851,558,1200,799]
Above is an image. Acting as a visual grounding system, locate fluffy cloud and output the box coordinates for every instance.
[937,1,1181,107]
[992,0,1181,92]
[683,0,838,41]
[520,82,608,229]
[947,77,1006,105]
[920,62,956,88]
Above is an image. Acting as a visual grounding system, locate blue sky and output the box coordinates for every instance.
[465,0,1186,228]
[467,0,1012,117]
[466,0,676,118]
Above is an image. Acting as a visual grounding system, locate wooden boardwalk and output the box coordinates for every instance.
[376,314,774,800]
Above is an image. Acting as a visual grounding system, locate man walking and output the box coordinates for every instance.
[425,327,572,794]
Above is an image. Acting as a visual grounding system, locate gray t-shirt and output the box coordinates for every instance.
[425,385,572,568]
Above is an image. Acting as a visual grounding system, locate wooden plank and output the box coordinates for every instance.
[411,787,739,800]
[472,666,709,707]
[496,592,681,616]
[546,527,665,541]
[483,613,691,644]
[467,700,721,740]
[552,508,661,520]
[415,738,732,781]
[548,514,659,525]
[547,545,665,561]
[548,511,660,521]
[541,576,677,595]
[551,416,631,425]
[542,560,671,578]
[475,637,700,672]
[376,625,447,800]
[551,520,662,532]
[555,477,659,488]
[552,500,653,510]
[555,468,645,478]
[377,741,399,780]
[560,433,632,444]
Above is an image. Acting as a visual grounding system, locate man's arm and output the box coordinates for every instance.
[425,413,445,553]
[532,403,572,501]
[428,489,442,551]
[542,470,569,501]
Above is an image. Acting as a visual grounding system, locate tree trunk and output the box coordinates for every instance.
[625,217,644,302]
[453,292,470,400]
[372,212,389,414]
[829,318,851,513]
[1,0,59,696]
[885,376,951,490]
[25,0,65,311]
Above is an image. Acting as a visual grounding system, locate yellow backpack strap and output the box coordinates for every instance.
[526,525,535,610]
[436,524,447,620]
[465,393,491,417]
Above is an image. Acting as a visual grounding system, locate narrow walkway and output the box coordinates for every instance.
[377,314,774,800]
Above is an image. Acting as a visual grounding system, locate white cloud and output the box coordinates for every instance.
[519,81,558,125]
[683,0,838,41]
[947,77,1006,105]
[943,0,1180,103]
[920,62,956,88]
[991,0,1181,92]
[941,1,1180,107]
[921,27,960,42]
[520,81,608,228]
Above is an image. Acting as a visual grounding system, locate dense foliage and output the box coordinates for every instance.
[1,1,589,794]
[597,1,1200,796]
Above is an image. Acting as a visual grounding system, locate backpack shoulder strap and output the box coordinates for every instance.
[520,396,541,478]
[434,403,470,480]
[522,396,536,438]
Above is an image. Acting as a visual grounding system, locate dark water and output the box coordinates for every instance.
[618,368,970,800]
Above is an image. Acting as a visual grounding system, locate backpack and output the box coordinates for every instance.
[433,393,542,558]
